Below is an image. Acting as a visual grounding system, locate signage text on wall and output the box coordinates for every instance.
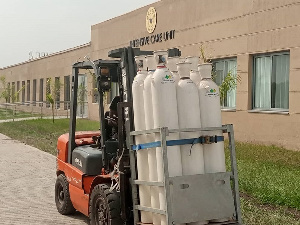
[130,30,175,48]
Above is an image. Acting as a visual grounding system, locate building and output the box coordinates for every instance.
[1,0,300,150]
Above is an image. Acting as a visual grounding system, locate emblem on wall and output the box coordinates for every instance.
[146,7,157,34]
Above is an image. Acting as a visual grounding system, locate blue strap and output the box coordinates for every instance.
[132,136,224,151]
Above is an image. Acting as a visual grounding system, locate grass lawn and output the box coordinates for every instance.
[0,118,99,155]
[226,142,300,210]
[241,196,300,225]
[0,107,41,120]
[0,118,299,224]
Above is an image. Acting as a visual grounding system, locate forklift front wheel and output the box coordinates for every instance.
[89,183,122,225]
[55,174,76,215]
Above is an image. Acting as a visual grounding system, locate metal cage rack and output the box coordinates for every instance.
[129,124,242,225]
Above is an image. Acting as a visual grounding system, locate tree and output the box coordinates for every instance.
[217,70,241,107]
[46,78,62,123]
[0,76,11,103]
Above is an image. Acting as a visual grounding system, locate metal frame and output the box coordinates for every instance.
[130,124,242,225]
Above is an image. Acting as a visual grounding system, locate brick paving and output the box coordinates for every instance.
[0,133,88,225]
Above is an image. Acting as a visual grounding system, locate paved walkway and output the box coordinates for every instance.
[0,133,89,225]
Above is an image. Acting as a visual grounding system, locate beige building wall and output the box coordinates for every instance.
[1,0,300,150]
[89,0,300,150]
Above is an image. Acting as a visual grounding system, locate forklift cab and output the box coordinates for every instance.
[68,59,121,176]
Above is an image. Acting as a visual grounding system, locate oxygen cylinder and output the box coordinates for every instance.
[186,56,201,86]
[176,61,205,176]
[144,55,160,225]
[198,63,228,223]
[166,56,180,84]
[198,63,226,173]
[151,50,183,225]
[177,62,207,225]
[132,55,152,223]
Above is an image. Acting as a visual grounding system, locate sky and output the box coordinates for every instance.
[0,0,158,68]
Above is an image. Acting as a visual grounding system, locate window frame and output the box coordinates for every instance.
[252,51,290,112]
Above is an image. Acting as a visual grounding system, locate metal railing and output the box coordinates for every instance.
[0,101,88,121]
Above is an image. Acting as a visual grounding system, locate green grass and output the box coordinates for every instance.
[0,107,41,120]
[241,196,300,225]
[226,142,300,210]
[0,118,99,155]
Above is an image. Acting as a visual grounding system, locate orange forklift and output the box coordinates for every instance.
[55,47,181,225]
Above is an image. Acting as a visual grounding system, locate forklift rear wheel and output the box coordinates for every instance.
[89,183,122,225]
[55,174,76,215]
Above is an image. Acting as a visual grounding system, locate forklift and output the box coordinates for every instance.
[55,47,242,225]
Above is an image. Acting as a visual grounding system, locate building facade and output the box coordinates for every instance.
[1,0,300,150]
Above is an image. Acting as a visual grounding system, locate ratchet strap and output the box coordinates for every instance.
[132,135,224,151]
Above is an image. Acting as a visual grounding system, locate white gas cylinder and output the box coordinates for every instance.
[198,63,226,173]
[167,56,180,84]
[132,55,152,223]
[151,50,183,224]
[186,56,201,86]
[176,61,205,176]
[199,63,228,223]
[177,62,207,225]
[144,55,160,225]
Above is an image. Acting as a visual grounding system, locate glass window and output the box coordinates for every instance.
[253,52,289,111]
[64,75,70,110]
[22,81,25,103]
[33,79,36,106]
[16,81,20,102]
[11,82,15,103]
[27,80,30,104]
[7,82,11,103]
[46,78,51,108]
[55,77,60,109]
[39,79,44,106]
[212,58,237,108]
[92,73,98,103]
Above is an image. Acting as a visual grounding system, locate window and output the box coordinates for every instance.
[46,78,51,108]
[64,75,70,110]
[55,77,60,109]
[212,58,237,108]
[39,79,44,106]
[92,73,98,103]
[27,80,30,104]
[11,82,15,103]
[16,81,20,102]
[253,52,289,111]
[7,82,11,103]
[22,81,25,103]
[111,82,119,102]
[33,79,36,106]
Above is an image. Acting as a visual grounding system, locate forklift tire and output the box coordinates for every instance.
[89,183,123,225]
[55,174,76,215]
